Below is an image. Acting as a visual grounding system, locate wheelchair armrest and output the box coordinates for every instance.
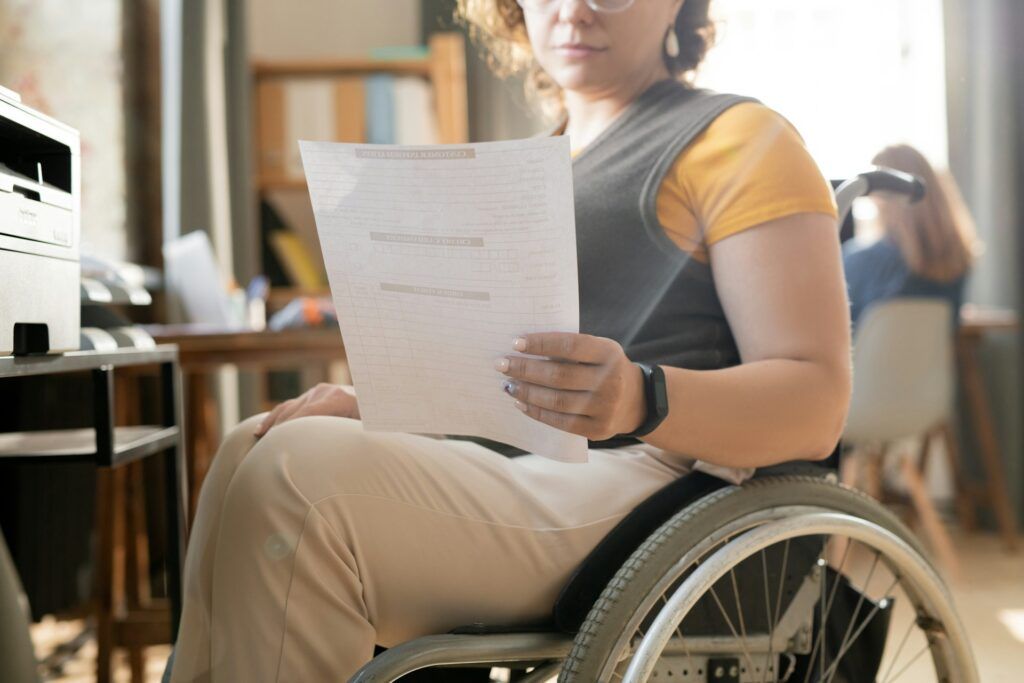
[752,440,842,480]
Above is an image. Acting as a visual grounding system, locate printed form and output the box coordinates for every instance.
[299,136,587,462]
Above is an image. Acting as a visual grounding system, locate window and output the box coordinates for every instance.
[697,0,948,180]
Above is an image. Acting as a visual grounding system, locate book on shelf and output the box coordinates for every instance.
[365,73,396,144]
[369,45,430,60]
[268,229,328,289]
[394,76,440,144]
[263,70,443,184]
[283,79,335,178]
[334,76,367,143]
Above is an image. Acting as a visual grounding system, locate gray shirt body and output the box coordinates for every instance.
[569,80,755,371]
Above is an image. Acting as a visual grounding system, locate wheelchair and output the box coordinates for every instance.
[349,171,978,683]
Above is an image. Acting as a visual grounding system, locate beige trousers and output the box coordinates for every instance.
[169,414,740,682]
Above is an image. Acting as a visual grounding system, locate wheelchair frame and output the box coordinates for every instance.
[352,477,976,683]
[350,538,823,681]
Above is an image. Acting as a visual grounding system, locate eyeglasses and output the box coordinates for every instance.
[516,0,637,14]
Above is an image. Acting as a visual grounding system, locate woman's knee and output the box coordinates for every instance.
[222,416,375,510]
[192,413,268,512]
[221,413,266,457]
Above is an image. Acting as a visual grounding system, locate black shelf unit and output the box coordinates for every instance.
[0,345,187,639]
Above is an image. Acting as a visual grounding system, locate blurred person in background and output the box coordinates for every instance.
[843,144,981,329]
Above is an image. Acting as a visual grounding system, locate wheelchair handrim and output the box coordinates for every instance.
[596,501,928,680]
[621,510,978,683]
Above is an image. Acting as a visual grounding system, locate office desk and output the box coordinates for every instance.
[0,346,186,682]
[148,327,347,523]
[957,306,1019,549]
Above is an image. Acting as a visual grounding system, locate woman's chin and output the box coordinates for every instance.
[549,66,614,94]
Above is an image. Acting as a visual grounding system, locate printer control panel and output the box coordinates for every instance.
[0,166,74,247]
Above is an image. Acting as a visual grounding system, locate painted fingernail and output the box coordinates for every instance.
[494,357,510,373]
[514,400,527,412]
[513,337,527,351]
[503,381,516,395]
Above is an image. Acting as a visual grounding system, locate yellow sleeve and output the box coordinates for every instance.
[655,102,837,260]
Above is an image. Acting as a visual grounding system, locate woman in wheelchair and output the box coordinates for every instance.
[168,1,975,682]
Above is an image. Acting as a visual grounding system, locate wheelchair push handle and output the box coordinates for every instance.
[860,167,926,202]
[834,166,927,226]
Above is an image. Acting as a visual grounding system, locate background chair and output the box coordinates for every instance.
[842,297,962,575]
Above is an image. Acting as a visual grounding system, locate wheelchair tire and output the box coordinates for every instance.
[559,475,972,682]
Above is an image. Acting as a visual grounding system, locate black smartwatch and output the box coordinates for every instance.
[623,363,669,437]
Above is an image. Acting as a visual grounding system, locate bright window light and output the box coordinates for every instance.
[999,609,1024,644]
[697,0,948,180]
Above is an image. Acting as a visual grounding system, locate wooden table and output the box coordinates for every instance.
[147,326,347,524]
[956,306,1020,549]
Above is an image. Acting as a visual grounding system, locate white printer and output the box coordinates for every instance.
[0,85,81,355]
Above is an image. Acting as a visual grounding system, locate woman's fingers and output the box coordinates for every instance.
[497,356,599,390]
[255,401,290,437]
[504,380,595,417]
[513,401,600,439]
[271,398,309,428]
[512,332,614,363]
[497,333,640,438]
[255,397,308,436]
[255,385,362,438]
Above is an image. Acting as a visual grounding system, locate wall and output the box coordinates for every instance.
[248,0,422,60]
[421,0,545,143]
[0,0,129,261]
[944,0,1023,523]
[250,0,543,146]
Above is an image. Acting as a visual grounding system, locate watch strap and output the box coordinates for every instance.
[622,363,669,438]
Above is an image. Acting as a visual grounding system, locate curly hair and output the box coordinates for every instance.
[454,0,716,121]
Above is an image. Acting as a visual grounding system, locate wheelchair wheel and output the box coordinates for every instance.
[559,476,977,682]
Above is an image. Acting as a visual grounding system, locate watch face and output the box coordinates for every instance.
[652,365,669,416]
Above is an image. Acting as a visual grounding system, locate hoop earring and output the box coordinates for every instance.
[665,27,680,58]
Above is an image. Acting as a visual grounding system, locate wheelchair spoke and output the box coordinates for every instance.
[772,539,791,635]
[760,550,774,683]
[879,614,919,683]
[831,550,881,658]
[800,539,853,683]
[821,574,901,683]
[708,583,758,676]
[729,566,749,651]
[819,552,827,681]
[883,642,932,682]
[760,538,790,681]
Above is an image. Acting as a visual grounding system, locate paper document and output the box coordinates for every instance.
[300,137,586,462]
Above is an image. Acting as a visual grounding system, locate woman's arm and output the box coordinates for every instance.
[500,211,851,470]
[643,212,852,467]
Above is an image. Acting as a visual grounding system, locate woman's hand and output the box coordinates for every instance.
[495,333,646,441]
[254,383,360,437]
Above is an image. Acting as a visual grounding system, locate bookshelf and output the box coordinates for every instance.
[251,32,468,298]
[253,32,468,193]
